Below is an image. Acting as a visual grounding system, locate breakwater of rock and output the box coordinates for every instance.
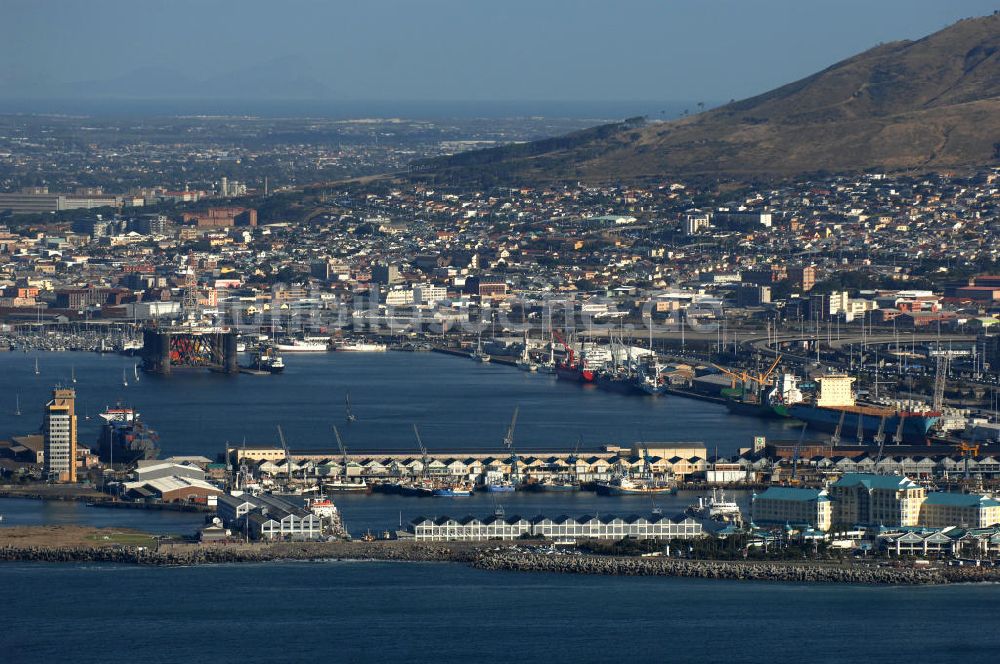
[471,551,1000,585]
[0,541,463,567]
[5,539,1000,586]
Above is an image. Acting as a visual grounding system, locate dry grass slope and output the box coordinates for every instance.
[419,14,1000,183]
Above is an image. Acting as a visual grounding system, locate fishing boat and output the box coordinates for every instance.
[532,477,581,492]
[323,479,369,493]
[122,368,128,387]
[470,332,491,363]
[249,345,284,373]
[34,358,39,375]
[71,366,76,383]
[515,331,538,371]
[432,482,474,497]
[595,475,677,496]
[305,495,338,518]
[482,478,516,492]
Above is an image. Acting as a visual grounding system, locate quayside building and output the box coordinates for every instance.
[407,513,704,542]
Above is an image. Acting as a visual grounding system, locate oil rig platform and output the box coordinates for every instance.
[141,326,239,375]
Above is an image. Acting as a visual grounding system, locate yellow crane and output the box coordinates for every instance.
[713,354,783,391]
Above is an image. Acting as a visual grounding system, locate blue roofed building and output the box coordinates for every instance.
[919,492,1000,529]
[829,473,925,527]
[751,487,832,532]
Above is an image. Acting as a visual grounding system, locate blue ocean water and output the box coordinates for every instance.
[3,561,999,664]
[0,350,798,458]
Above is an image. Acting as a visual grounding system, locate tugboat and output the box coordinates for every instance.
[250,345,285,373]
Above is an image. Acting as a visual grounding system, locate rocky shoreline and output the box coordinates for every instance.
[0,540,464,566]
[471,551,1000,585]
[2,526,1000,585]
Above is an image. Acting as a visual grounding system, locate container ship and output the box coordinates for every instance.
[96,406,160,464]
[786,374,940,445]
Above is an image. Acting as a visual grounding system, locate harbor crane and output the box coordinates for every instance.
[932,354,950,412]
[893,414,906,447]
[413,424,430,481]
[552,329,575,367]
[276,425,297,481]
[332,425,350,483]
[957,441,979,480]
[569,435,582,480]
[790,423,808,484]
[830,410,847,446]
[713,354,782,400]
[874,416,888,466]
[504,407,520,484]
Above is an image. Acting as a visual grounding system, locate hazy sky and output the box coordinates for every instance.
[2,0,996,102]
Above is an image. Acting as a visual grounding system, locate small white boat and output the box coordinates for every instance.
[122,368,128,387]
[275,339,329,352]
[336,341,387,352]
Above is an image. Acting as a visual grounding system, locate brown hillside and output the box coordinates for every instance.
[416,14,1000,182]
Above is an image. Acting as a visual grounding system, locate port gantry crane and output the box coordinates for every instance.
[504,407,520,485]
[713,354,783,402]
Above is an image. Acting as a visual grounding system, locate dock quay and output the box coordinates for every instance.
[226,442,710,484]
[431,346,518,366]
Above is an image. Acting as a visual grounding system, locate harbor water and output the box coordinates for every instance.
[0,350,797,457]
[5,560,1000,664]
